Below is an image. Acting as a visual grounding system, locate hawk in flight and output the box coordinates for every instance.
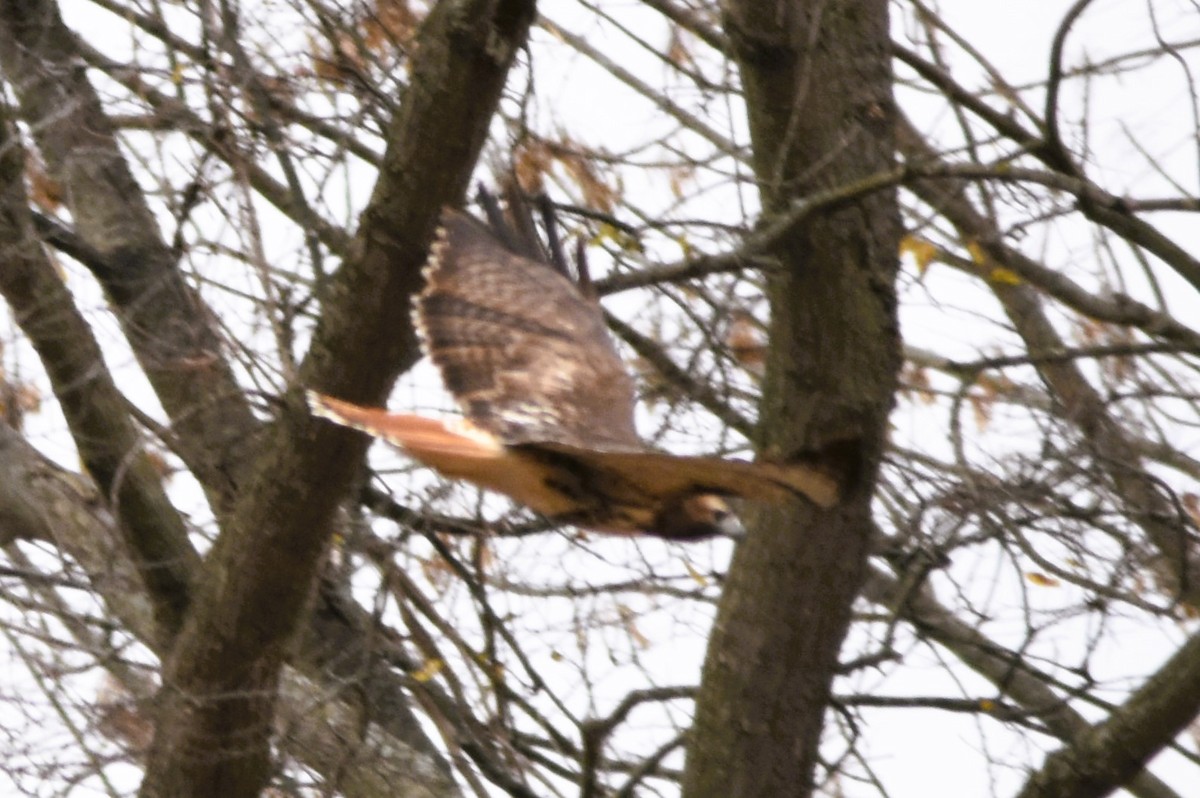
[308,207,838,539]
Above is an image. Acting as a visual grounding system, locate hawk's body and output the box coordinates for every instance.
[308,208,837,539]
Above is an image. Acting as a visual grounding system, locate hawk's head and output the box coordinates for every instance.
[654,494,744,541]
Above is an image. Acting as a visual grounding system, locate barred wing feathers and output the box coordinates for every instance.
[415,210,641,450]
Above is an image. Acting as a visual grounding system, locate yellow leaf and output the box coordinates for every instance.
[978,698,995,712]
[684,560,709,587]
[171,61,185,86]
[474,651,504,678]
[1026,572,1060,587]
[988,267,1023,285]
[899,234,938,274]
[966,240,987,265]
[591,222,640,252]
[412,658,444,683]
[675,234,693,261]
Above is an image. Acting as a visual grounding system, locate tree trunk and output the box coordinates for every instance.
[684,2,900,796]
[136,2,536,796]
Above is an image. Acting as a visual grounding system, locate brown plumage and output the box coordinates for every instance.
[308,207,837,539]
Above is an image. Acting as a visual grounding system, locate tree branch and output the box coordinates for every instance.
[1015,628,1200,798]
[895,114,1200,606]
[0,421,459,796]
[862,562,1184,798]
[0,105,196,639]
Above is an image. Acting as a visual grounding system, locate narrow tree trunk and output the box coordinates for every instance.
[684,2,900,796]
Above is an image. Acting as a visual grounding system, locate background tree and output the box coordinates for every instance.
[0,1,1197,798]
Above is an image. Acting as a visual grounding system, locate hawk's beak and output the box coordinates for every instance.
[717,511,747,541]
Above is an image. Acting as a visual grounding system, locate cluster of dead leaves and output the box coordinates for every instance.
[305,0,421,85]
[514,138,619,214]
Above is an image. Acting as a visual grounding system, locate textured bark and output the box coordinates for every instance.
[0,0,260,515]
[0,423,157,637]
[137,1,536,796]
[0,422,455,796]
[684,2,900,797]
[0,107,196,640]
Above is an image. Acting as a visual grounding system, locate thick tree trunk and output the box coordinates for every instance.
[136,2,536,796]
[684,2,899,796]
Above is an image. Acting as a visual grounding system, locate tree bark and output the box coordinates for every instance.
[0,104,197,640]
[137,2,536,795]
[684,2,900,796]
[0,420,456,797]
[0,0,260,516]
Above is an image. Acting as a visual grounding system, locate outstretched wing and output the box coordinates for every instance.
[306,391,585,519]
[415,209,641,450]
[532,442,840,509]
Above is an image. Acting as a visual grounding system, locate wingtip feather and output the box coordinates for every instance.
[306,389,377,436]
[305,388,337,421]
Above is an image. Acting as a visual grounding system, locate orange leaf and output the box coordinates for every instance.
[618,604,650,649]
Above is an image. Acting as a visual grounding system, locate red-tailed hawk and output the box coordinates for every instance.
[308,207,838,539]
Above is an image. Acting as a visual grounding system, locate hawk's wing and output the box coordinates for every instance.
[306,391,586,519]
[415,209,641,450]
[532,442,840,509]
[307,390,840,537]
